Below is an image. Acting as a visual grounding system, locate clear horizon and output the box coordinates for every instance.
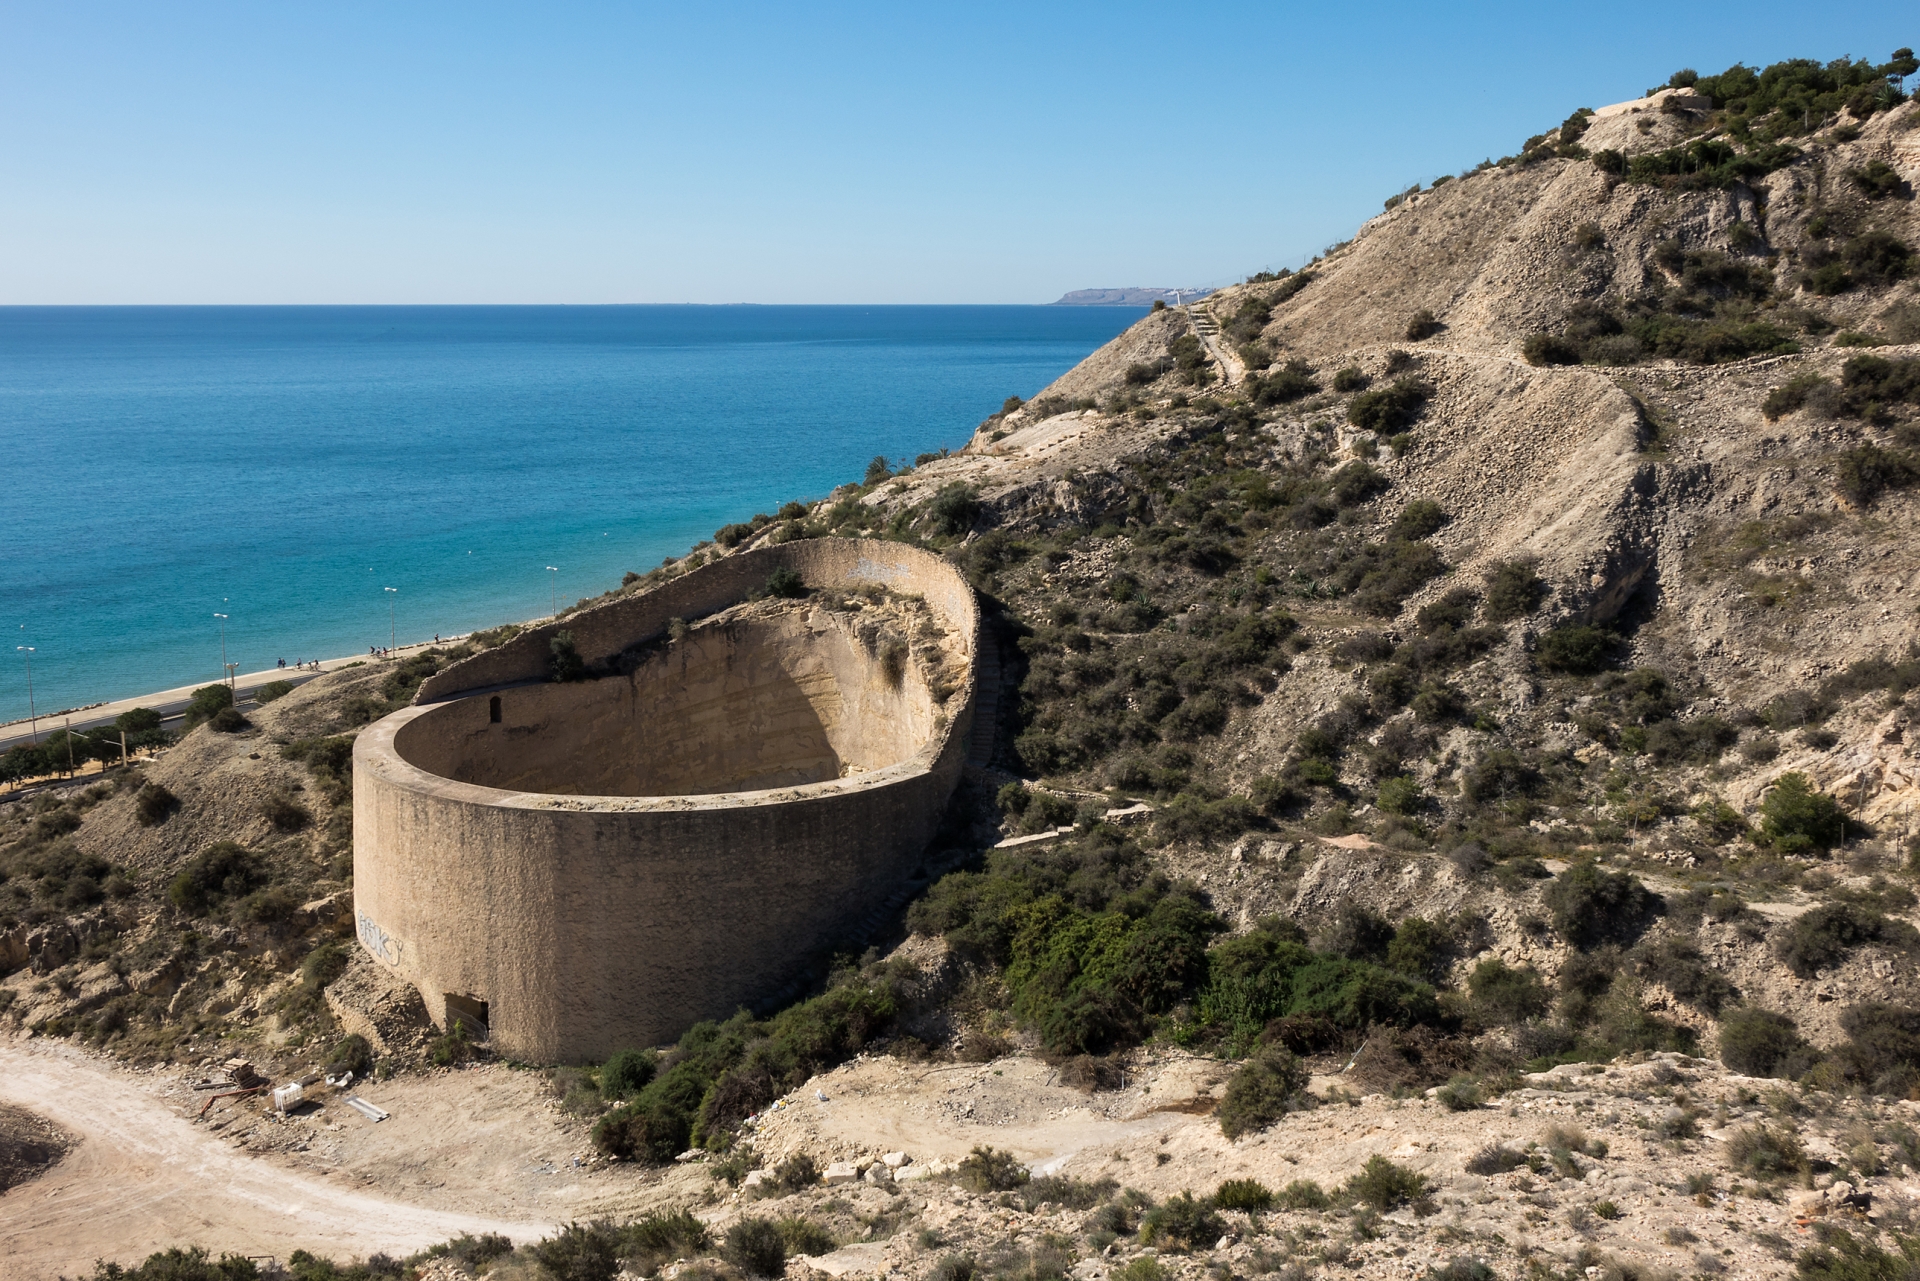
[0,3,1909,305]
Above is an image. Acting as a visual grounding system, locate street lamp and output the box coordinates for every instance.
[213,613,231,688]
[15,647,35,744]
[385,587,398,654]
[545,566,559,617]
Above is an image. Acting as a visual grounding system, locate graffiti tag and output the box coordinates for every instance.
[357,911,404,965]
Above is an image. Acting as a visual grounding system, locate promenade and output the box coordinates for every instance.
[0,634,468,756]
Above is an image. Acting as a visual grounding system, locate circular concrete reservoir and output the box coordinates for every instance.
[352,539,979,1063]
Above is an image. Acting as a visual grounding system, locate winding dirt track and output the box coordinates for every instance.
[0,1039,553,1280]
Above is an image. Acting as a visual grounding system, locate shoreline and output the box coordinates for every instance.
[0,627,512,755]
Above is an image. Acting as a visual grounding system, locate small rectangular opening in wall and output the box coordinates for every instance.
[444,992,489,1040]
[489,696,501,724]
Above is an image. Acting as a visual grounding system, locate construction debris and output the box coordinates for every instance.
[342,1095,389,1123]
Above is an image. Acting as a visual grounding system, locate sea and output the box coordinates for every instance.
[0,305,1142,724]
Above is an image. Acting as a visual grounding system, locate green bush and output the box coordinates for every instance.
[1762,372,1831,421]
[1347,377,1431,434]
[1319,903,1392,962]
[615,1213,711,1272]
[416,1233,516,1272]
[775,1216,835,1257]
[1760,773,1846,854]
[1342,1156,1431,1210]
[301,941,352,988]
[1332,367,1369,393]
[601,1049,657,1099]
[928,483,981,536]
[134,783,180,827]
[527,1222,621,1281]
[1330,460,1391,506]
[1412,587,1478,635]
[167,842,267,915]
[1463,1144,1527,1175]
[1335,538,1448,617]
[1726,1124,1807,1178]
[1214,1177,1273,1211]
[1523,333,1581,366]
[1271,1178,1328,1211]
[1835,444,1919,506]
[114,706,167,749]
[1717,1006,1812,1077]
[1793,1226,1920,1281]
[325,1034,374,1080]
[912,831,1221,1057]
[724,1218,788,1277]
[1384,916,1447,983]
[931,1256,980,1281]
[956,1145,1029,1192]
[1021,1174,1119,1211]
[1537,625,1616,675]
[183,684,234,730]
[1388,499,1448,542]
[549,630,586,682]
[1482,560,1545,620]
[1835,354,1920,418]
[428,1023,474,1067]
[1467,959,1549,1024]
[1405,309,1442,341]
[282,735,354,792]
[207,707,249,733]
[1631,937,1735,1013]
[80,1247,265,1280]
[1777,903,1913,978]
[1459,748,1543,804]
[1377,776,1424,815]
[253,680,294,704]
[1139,1192,1224,1251]
[592,1098,691,1164]
[1249,361,1319,406]
[1217,1048,1307,1139]
[768,1153,822,1193]
[260,792,310,833]
[1834,1003,1920,1094]
[1544,863,1656,949]
[1435,1076,1483,1112]
[764,566,807,599]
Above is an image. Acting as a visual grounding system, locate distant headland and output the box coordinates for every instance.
[1048,287,1215,306]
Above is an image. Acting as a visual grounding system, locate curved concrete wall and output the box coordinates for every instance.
[352,538,977,1063]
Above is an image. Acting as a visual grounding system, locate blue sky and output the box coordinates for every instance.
[0,3,1909,304]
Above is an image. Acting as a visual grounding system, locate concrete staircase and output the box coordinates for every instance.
[968,637,1001,767]
[1184,304,1245,384]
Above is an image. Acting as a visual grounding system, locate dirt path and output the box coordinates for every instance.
[0,1039,558,1280]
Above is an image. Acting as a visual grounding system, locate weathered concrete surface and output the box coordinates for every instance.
[352,539,978,1063]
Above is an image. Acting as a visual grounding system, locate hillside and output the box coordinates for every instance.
[7,47,1920,1281]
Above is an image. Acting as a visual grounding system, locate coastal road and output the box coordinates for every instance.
[0,1039,555,1279]
[0,633,473,755]
[0,668,328,756]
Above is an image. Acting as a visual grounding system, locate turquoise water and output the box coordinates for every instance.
[0,306,1141,722]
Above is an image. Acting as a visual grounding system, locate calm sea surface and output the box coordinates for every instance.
[0,306,1141,723]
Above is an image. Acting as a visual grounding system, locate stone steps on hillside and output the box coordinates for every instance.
[968,637,1001,767]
